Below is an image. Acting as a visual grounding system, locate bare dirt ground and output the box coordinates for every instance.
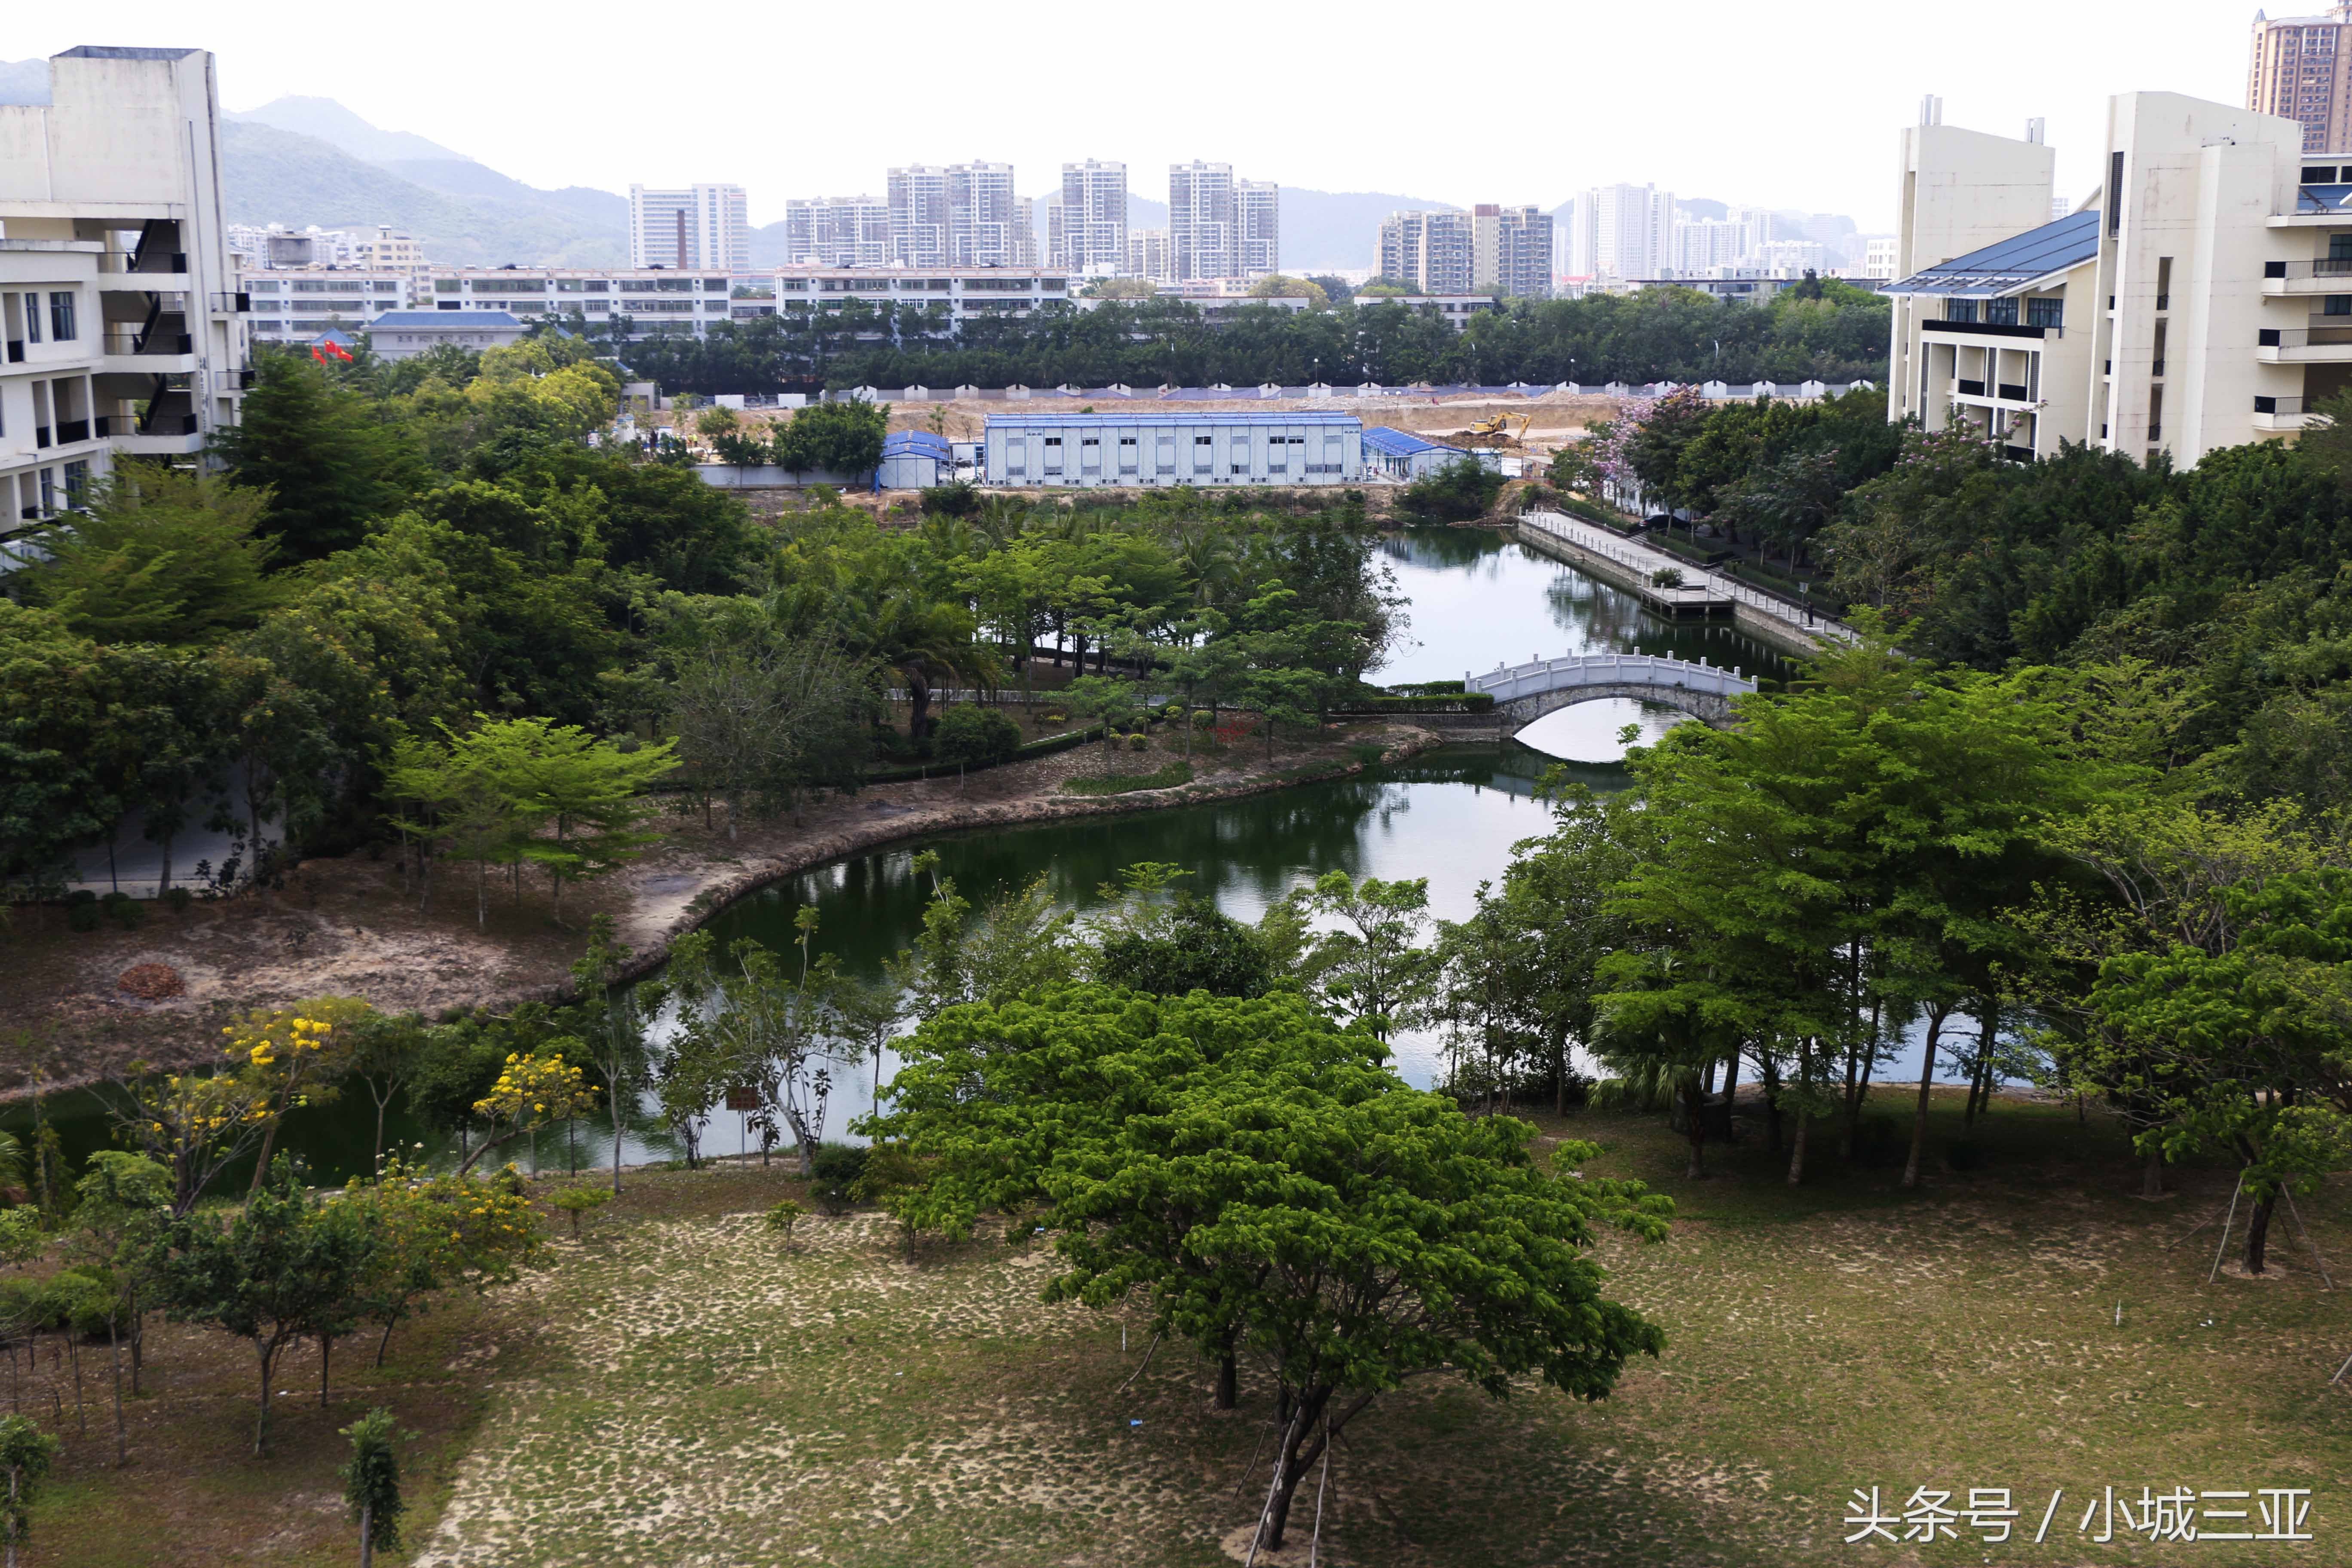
[0,723,1434,1093]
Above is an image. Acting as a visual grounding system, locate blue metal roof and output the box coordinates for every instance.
[985,411,1360,429]
[882,431,951,455]
[369,310,523,327]
[1360,426,1445,456]
[1886,209,2100,298]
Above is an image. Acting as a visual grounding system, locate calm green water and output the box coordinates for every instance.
[19,528,1808,1181]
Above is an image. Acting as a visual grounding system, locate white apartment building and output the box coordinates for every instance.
[1237,180,1280,277]
[888,165,952,267]
[628,184,749,271]
[1673,217,1745,274]
[1171,161,1237,282]
[0,47,250,531]
[1378,210,1473,294]
[1571,184,1676,280]
[1471,204,1551,299]
[1048,161,1127,274]
[948,162,1031,267]
[1125,227,1173,283]
[1863,236,1900,282]
[771,267,1073,331]
[782,196,890,268]
[1885,91,2352,467]
[425,267,737,340]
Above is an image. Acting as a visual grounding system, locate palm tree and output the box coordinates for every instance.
[857,591,998,741]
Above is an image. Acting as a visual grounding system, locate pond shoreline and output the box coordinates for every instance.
[0,723,1452,1103]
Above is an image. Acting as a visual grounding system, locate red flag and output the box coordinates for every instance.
[326,340,353,361]
[310,344,329,365]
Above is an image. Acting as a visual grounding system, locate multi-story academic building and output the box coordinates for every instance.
[1884,89,2352,467]
[0,46,250,531]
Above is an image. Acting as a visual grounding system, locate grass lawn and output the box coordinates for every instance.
[23,1093,2352,1565]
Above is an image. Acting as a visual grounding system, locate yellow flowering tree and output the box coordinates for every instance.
[333,1157,542,1366]
[116,1068,272,1215]
[459,1048,598,1175]
[223,996,372,1196]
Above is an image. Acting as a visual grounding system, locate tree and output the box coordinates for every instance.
[772,400,888,478]
[569,918,661,1194]
[668,924,856,1176]
[0,1416,58,1568]
[70,1152,172,1462]
[339,1406,404,1568]
[462,1050,599,1175]
[19,464,283,643]
[1291,871,1436,1041]
[337,1158,539,1366]
[217,349,421,560]
[669,636,872,834]
[151,1155,372,1455]
[931,704,1023,774]
[223,999,368,1197]
[551,1185,612,1239]
[343,1011,432,1173]
[450,716,680,921]
[1398,456,1504,523]
[1093,894,1274,998]
[764,1198,808,1250]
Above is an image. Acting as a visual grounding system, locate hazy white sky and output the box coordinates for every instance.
[32,1,2253,227]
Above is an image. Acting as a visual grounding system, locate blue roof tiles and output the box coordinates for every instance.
[1360,426,1445,457]
[1886,209,2100,297]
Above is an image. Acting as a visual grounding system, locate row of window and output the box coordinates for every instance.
[3,291,79,345]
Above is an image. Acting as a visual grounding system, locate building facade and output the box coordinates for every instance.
[1471,204,1552,298]
[1377,210,1471,294]
[628,183,750,271]
[243,269,416,341]
[948,162,1030,267]
[782,196,890,268]
[0,46,250,532]
[1049,160,1127,274]
[1125,227,1173,283]
[887,165,952,267]
[1885,90,2352,469]
[2248,5,2352,153]
[1170,161,1236,281]
[366,310,527,360]
[983,410,1362,487]
[1237,180,1280,276]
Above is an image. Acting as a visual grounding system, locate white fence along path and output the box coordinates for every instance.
[1515,511,1859,646]
[1467,652,1758,704]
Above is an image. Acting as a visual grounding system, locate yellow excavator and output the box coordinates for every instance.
[1464,412,1533,445]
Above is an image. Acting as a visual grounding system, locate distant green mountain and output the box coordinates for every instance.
[220,121,628,268]
[227,95,473,165]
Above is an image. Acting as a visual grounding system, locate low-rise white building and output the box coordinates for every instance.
[243,270,416,341]
[0,47,249,531]
[1356,294,1504,329]
[1885,90,2352,466]
[365,310,528,359]
[983,411,1362,487]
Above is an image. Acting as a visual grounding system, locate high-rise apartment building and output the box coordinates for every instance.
[1471,204,1552,297]
[1170,161,1237,281]
[1048,160,1128,273]
[888,165,952,267]
[1672,216,1745,275]
[1125,228,1173,283]
[1237,180,1280,276]
[1,46,252,531]
[782,197,891,267]
[628,184,749,271]
[1578,184,1675,279]
[2248,5,2352,152]
[1378,210,1473,294]
[946,162,1031,266]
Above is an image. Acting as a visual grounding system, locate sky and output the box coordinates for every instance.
[28,1,2255,228]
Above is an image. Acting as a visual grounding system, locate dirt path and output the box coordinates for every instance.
[0,724,1440,1092]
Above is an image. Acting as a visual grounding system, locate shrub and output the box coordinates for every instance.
[1399,456,1505,523]
[1062,761,1194,796]
[1191,709,1214,729]
[1125,732,1149,752]
[933,704,1023,769]
[809,1142,869,1214]
[920,480,979,517]
[162,886,193,915]
[100,891,143,931]
[1650,567,1685,589]
[65,892,100,934]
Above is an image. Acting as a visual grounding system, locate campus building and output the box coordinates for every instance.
[0,46,251,531]
[628,183,749,271]
[982,410,1362,487]
[242,269,417,340]
[1883,89,2352,467]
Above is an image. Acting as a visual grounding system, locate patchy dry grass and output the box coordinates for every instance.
[25,1094,2352,1566]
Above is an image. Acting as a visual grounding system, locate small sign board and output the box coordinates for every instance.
[723,1086,760,1112]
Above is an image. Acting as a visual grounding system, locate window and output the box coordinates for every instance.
[38,468,55,514]
[48,292,75,341]
[23,297,39,343]
[2328,295,2352,316]
[2026,297,2064,329]
[1944,299,1978,324]
[1195,435,1212,445]
[1983,298,2018,325]
[63,460,89,506]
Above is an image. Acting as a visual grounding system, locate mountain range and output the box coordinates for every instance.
[0,69,1856,274]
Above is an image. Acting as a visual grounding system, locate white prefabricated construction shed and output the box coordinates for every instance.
[982,411,1362,487]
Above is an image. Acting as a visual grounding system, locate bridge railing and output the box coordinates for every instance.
[1465,652,1759,702]
[1517,509,1861,645]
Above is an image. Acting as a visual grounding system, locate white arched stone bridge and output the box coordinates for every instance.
[1466,652,1758,733]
